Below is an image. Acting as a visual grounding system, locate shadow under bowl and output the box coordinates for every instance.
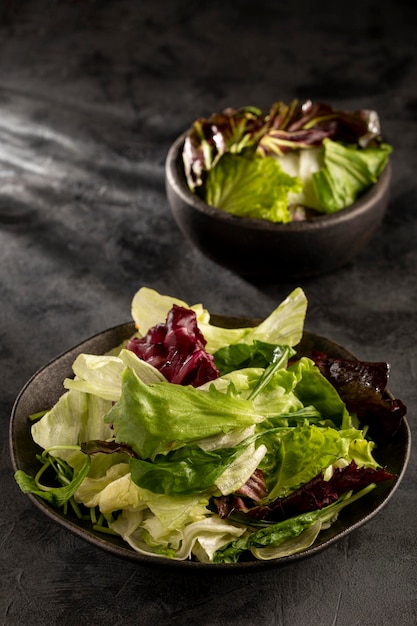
[165,133,391,279]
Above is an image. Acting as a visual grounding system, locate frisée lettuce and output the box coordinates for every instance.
[14,286,404,563]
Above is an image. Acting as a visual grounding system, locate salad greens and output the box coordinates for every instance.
[14,286,404,564]
[183,99,392,222]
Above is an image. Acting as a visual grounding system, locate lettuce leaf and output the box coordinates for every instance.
[104,367,263,460]
[213,486,375,563]
[111,511,246,562]
[130,286,307,356]
[31,390,113,461]
[258,423,356,500]
[130,443,246,496]
[202,152,302,223]
[312,139,392,212]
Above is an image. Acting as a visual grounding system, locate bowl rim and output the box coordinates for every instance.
[165,132,392,233]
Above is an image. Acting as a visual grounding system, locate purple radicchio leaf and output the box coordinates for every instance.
[183,99,384,191]
[127,304,219,387]
[183,106,265,190]
[213,468,267,519]
[257,99,383,156]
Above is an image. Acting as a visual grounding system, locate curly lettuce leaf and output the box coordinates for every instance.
[202,153,302,223]
[104,367,263,460]
[312,139,392,212]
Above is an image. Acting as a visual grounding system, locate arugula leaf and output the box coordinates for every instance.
[14,455,91,507]
[213,485,375,563]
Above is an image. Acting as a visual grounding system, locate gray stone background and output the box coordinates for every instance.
[1,1,416,624]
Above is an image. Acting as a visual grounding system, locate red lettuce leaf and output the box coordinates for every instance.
[183,99,384,190]
[311,352,407,444]
[214,461,395,522]
[246,461,395,522]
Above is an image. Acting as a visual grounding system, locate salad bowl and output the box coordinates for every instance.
[166,135,391,280]
[9,317,410,570]
[165,100,392,279]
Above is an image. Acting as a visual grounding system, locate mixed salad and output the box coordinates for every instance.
[14,287,406,563]
[183,99,392,223]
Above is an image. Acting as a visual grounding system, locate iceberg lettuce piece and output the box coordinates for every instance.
[63,349,166,401]
[74,463,147,514]
[214,442,267,495]
[129,286,307,356]
[31,390,112,460]
[112,511,246,561]
[279,147,324,210]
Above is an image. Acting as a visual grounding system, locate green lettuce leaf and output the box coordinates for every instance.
[258,423,356,499]
[203,152,302,223]
[289,357,351,429]
[214,340,288,376]
[104,367,263,460]
[312,139,392,212]
[130,443,247,496]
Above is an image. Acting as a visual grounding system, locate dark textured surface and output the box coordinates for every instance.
[1,1,416,624]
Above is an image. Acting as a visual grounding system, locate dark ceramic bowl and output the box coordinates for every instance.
[10,318,410,570]
[165,133,392,279]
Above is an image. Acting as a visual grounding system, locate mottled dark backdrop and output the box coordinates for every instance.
[1,1,416,625]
